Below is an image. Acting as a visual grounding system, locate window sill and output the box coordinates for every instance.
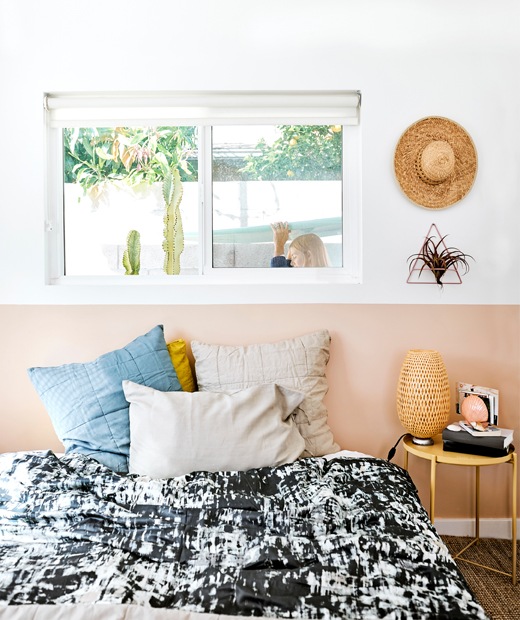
[49,269,361,287]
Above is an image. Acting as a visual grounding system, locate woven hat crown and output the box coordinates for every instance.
[416,140,455,184]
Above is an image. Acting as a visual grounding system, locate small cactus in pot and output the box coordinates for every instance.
[122,229,141,275]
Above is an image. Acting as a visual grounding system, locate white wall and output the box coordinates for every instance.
[0,0,518,304]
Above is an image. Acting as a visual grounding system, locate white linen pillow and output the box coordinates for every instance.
[123,381,305,478]
[191,330,339,457]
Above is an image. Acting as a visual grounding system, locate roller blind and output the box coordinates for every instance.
[44,91,361,127]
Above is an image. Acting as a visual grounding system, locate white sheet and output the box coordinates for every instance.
[323,448,373,460]
[0,605,270,620]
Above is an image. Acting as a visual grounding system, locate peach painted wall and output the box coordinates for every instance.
[1,303,518,521]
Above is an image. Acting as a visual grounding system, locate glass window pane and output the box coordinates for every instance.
[212,125,343,268]
[62,126,198,276]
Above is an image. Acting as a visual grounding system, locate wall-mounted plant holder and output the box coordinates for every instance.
[407,223,473,287]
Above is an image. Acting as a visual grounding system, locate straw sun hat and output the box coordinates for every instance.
[394,116,477,209]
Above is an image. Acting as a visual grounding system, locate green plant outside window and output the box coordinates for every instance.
[62,124,343,275]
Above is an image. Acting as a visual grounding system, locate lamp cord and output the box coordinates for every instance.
[387,433,408,461]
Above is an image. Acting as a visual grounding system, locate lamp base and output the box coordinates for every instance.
[411,436,434,446]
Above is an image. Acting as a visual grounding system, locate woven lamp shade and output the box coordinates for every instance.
[397,349,450,445]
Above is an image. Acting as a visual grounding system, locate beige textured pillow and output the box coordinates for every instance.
[191,330,339,457]
[123,380,305,478]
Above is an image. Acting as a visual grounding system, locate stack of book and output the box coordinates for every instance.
[442,422,514,457]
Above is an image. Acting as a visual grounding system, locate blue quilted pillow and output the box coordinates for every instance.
[27,325,181,472]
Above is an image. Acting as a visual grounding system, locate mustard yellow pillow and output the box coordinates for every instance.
[167,339,196,392]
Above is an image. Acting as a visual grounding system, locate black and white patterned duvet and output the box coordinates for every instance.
[0,451,487,619]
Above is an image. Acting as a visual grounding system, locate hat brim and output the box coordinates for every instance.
[394,116,477,209]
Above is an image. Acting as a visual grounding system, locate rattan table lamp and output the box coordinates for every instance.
[396,349,450,445]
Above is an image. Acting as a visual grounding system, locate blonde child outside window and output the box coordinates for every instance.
[270,222,331,268]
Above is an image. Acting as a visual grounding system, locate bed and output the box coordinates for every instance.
[0,326,489,619]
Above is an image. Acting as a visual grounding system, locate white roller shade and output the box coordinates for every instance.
[45,91,361,127]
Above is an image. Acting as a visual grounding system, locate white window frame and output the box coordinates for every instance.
[44,91,362,291]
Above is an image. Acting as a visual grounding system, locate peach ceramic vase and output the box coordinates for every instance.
[396,349,451,445]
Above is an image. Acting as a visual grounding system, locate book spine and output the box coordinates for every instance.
[442,439,513,458]
[442,429,509,449]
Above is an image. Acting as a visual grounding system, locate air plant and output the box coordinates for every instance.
[408,234,474,287]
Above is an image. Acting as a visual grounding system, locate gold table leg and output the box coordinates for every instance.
[430,457,437,523]
[512,453,517,586]
[453,455,517,585]
[475,465,480,540]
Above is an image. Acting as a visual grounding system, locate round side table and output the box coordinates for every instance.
[402,434,517,585]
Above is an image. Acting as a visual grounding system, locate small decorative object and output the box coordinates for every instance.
[461,394,489,428]
[396,349,450,445]
[407,223,474,287]
[394,116,477,209]
[456,382,499,426]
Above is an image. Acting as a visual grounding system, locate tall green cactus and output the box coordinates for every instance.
[162,167,184,275]
[122,229,141,275]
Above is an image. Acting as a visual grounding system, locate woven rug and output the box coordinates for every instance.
[442,536,519,620]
